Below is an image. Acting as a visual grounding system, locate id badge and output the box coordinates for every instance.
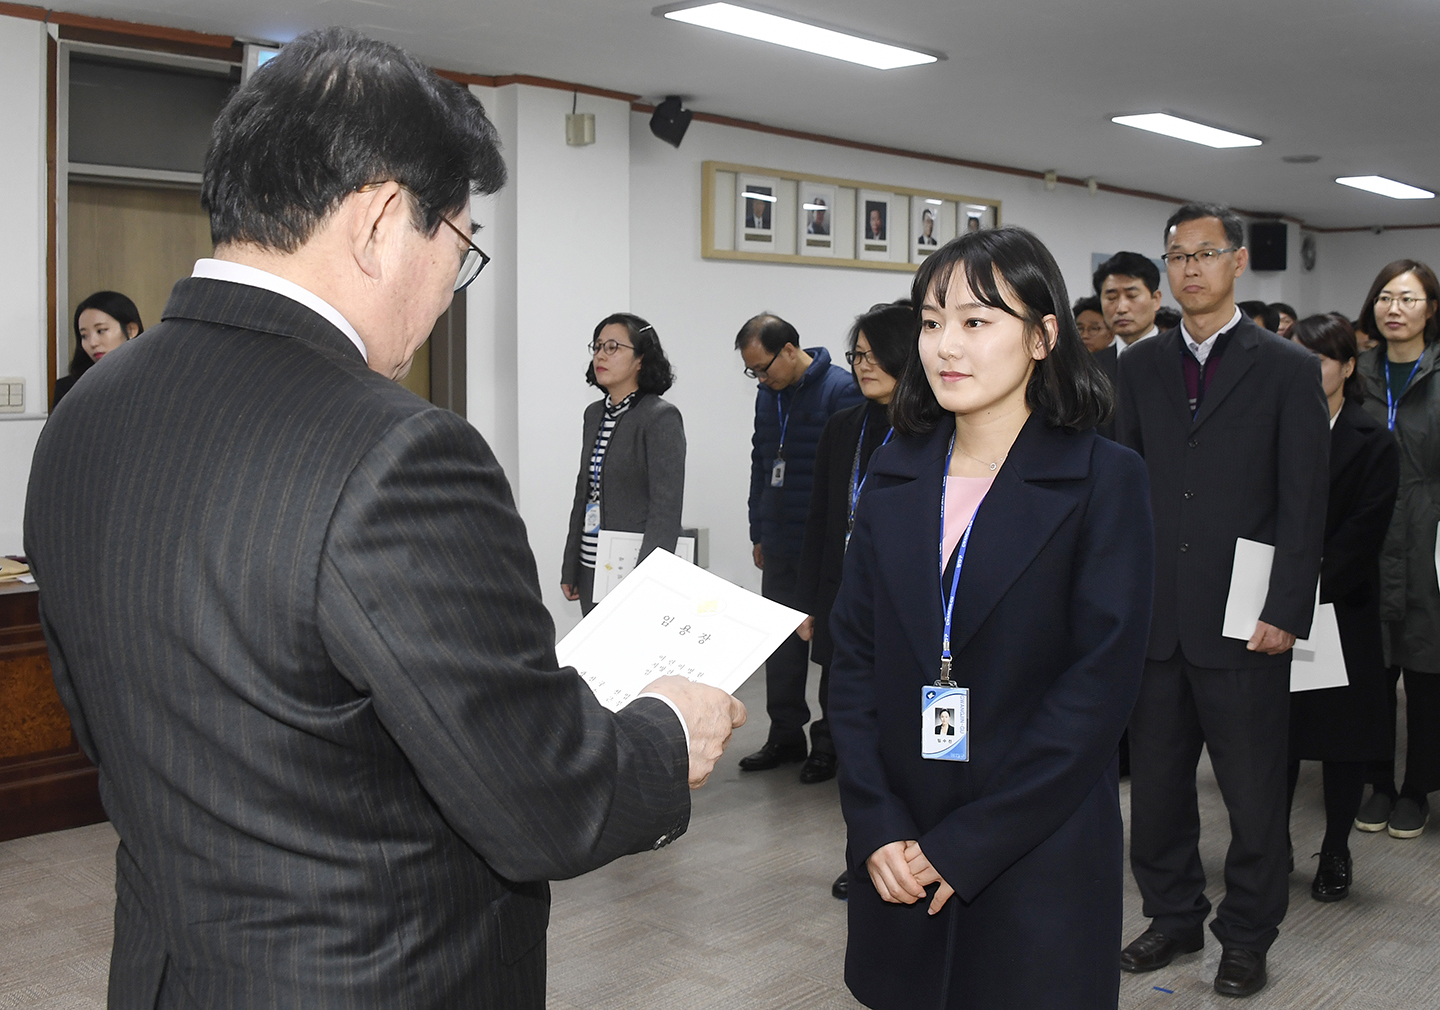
[921,685,969,762]
[770,459,786,488]
[583,502,601,535]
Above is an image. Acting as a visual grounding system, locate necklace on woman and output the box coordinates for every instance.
[954,445,1008,472]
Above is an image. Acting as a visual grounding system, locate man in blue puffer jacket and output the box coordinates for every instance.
[735,313,864,778]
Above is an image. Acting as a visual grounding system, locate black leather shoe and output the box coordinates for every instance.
[831,871,848,899]
[1214,947,1267,997]
[1311,851,1352,902]
[738,740,808,771]
[799,751,837,783]
[1119,928,1203,973]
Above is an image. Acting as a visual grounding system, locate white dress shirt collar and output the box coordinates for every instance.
[191,258,367,362]
[1180,307,1243,368]
[1115,325,1159,356]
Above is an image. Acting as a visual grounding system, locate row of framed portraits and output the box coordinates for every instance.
[703,161,1000,272]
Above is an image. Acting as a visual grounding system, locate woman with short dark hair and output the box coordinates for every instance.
[830,227,1153,1009]
[1352,259,1440,840]
[561,313,685,614]
[53,291,144,407]
[1286,314,1399,901]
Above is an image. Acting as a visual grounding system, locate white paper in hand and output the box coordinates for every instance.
[1222,538,1347,692]
[556,548,805,712]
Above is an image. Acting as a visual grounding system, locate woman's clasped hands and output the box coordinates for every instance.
[865,840,955,915]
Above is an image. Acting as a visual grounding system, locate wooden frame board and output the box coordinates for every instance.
[702,160,1001,274]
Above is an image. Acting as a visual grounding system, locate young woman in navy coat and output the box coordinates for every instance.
[830,227,1155,1010]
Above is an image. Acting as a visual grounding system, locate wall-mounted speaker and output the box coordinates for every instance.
[1249,221,1287,271]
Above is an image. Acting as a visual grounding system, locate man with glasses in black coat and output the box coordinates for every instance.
[1115,203,1329,998]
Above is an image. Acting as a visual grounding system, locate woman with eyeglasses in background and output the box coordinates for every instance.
[1352,260,1440,841]
[561,313,684,615]
[794,298,913,900]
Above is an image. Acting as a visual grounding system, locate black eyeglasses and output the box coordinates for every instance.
[845,349,879,366]
[589,339,635,357]
[744,348,782,380]
[433,214,490,292]
[358,182,491,291]
[1160,247,1239,267]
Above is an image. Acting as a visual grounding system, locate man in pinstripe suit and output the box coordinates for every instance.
[24,29,743,1010]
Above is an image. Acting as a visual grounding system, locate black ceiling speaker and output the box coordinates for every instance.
[649,96,692,148]
[1249,220,1287,271]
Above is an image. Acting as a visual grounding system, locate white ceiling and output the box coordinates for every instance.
[58,0,1440,229]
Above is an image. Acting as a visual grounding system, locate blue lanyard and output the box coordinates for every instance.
[1385,357,1423,431]
[776,392,792,459]
[938,435,977,686]
[849,417,894,525]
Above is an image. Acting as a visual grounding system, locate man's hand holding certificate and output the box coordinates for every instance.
[556,549,807,785]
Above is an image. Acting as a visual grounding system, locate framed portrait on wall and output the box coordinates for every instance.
[797,182,836,257]
[962,203,995,233]
[736,173,781,252]
[911,197,953,263]
[857,189,892,261]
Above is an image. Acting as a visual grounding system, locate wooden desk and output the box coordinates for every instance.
[0,581,106,841]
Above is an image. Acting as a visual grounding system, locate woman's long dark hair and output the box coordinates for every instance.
[70,291,144,379]
[890,227,1112,436]
[585,312,675,395]
[1357,259,1440,349]
[1290,313,1365,403]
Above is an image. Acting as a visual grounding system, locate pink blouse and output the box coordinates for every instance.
[941,475,996,570]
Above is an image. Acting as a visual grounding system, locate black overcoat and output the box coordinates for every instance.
[1114,319,1330,668]
[1290,401,1400,760]
[795,398,891,666]
[829,414,1154,1010]
[1357,343,1440,672]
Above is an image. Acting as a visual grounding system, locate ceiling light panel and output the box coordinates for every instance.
[659,3,939,70]
[1111,113,1261,149]
[1335,176,1435,200]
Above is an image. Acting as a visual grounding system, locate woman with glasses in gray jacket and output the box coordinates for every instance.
[562,313,686,614]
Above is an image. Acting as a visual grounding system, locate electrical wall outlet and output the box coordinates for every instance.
[0,378,22,413]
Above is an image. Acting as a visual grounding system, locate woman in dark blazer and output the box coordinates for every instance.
[830,227,1154,1010]
[794,300,913,789]
[561,313,684,614]
[1286,315,1400,902]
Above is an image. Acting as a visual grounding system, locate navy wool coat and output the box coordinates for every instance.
[830,413,1154,1010]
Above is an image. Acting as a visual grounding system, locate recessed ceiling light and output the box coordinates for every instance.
[1110,113,1261,149]
[1335,176,1435,200]
[657,2,940,70]
[924,198,943,205]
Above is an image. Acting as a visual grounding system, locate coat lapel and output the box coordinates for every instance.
[1190,322,1261,431]
[867,415,1088,668]
[1150,330,1192,422]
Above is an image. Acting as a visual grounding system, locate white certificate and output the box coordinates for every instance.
[556,548,805,712]
[1222,538,1347,692]
[593,530,695,603]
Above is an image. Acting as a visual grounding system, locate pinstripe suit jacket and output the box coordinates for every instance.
[24,278,690,1010]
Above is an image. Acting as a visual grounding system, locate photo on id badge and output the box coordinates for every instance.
[921,686,968,761]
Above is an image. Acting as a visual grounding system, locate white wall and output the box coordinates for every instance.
[0,15,48,555]
[627,113,1192,598]
[1307,228,1440,320]
[465,84,632,636]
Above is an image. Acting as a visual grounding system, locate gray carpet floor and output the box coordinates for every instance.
[3,674,1436,1009]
